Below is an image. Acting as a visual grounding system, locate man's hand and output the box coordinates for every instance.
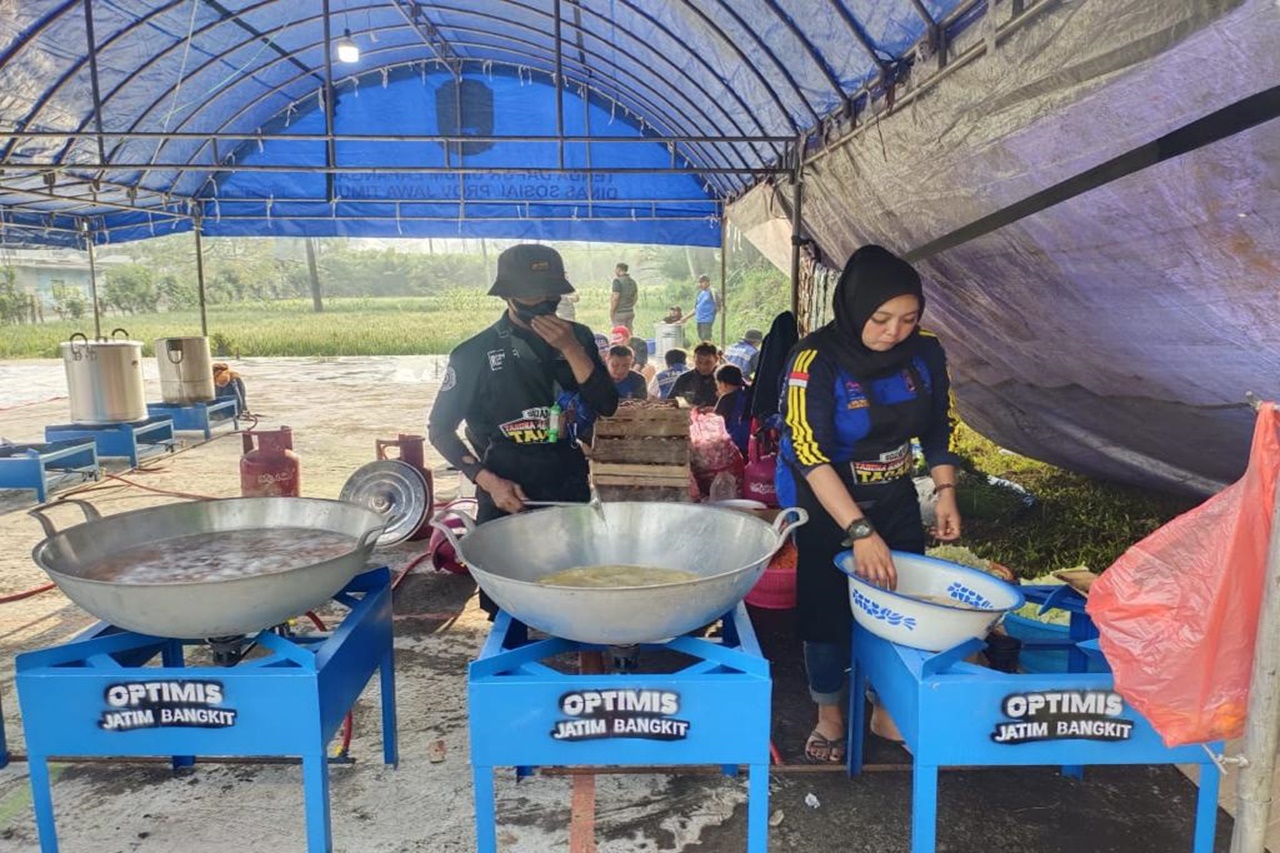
[475,470,529,514]
[529,314,581,355]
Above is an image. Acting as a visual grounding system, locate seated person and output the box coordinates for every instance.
[212,362,247,415]
[593,332,611,361]
[629,336,657,386]
[713,364,751,456]
[669,342,720,407]
[663,305,685,324]
[606,345,649,400]
[650,348,689,399]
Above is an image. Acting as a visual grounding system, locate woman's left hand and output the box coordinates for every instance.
[931,490,962,541]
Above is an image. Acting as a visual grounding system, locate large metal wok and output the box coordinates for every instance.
[30,497,385,639]
[430,502,807,644]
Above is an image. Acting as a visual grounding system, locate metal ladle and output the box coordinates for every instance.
[522,488,606,520]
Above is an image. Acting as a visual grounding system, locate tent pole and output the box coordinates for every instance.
[788,139,804,320]
[1231,395,1280,853]
[193,215,208,337]
[719,216,727,349]
[82,219,102,339]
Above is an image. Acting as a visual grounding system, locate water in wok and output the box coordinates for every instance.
[431,502,806,644]
[30,497,385,639]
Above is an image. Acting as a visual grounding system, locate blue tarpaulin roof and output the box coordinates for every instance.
[0,0,969,247]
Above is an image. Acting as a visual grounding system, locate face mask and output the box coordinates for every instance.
[512,298,559,323]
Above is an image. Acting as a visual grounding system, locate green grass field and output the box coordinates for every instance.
[0,287,744,359]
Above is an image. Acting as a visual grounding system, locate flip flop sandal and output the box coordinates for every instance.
[803,729,846,764]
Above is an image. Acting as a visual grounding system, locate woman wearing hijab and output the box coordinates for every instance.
[776,245,963,763]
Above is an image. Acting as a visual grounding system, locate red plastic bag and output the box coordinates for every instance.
[1087,402,1280,746]
[688,408,744,501]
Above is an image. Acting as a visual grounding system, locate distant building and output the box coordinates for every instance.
[1,247,129,308]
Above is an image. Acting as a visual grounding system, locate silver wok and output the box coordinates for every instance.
[30,498,385,639]
[430,502,807,644]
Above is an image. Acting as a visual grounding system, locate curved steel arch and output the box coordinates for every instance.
[583,0,782,166]
[169,52,742,203]
[10,0,787,197]
[415,1,777,166]
[153,30,758,196]
[759,0,847,98]
[700,0,821,126]
[109,15,745,191]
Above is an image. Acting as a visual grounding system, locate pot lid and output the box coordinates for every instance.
[339,460,431,548]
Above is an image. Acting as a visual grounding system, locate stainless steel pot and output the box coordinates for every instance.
[155,336,215,404]
[60,329,147,424]
[430,502,807,644]
[30,498,386,639]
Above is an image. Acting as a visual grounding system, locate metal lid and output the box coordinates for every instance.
[339,460,431,548]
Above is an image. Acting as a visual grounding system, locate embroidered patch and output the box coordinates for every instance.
[440,364,457,392]
[787,370,809,388]
[488,349,505,371]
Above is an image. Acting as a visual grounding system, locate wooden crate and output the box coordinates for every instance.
[590,403,692,502]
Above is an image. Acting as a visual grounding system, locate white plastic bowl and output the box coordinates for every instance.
[835,550,1024,652]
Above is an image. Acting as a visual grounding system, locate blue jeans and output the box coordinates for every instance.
[804,639,850,705]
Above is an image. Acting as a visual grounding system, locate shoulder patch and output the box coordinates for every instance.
[440,364,457,392]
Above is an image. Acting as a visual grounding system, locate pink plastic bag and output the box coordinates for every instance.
[1087,402,1280,746]
[688,408,744,501]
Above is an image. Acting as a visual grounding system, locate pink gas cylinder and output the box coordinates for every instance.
[241,426,300,497]
[741,430,779,507]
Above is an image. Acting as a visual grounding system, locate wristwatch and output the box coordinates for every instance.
[844,517,876,544]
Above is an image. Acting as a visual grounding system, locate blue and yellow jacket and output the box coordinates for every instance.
[776,333,961,503]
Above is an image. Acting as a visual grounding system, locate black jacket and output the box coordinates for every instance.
[427,313,619,481]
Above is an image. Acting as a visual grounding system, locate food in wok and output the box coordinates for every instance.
[537,565,699,588]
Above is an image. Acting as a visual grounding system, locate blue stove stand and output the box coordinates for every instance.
[469,604,773,852]
[15,566,398,853]
[847,605,1222,853]
[146,398,239,440]
[44,416,176,469]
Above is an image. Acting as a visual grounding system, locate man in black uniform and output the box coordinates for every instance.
[427,244,619,629]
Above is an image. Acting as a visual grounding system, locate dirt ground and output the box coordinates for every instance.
[0,357,1238,852]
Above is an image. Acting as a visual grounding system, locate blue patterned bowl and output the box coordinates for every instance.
[835,550,1024,652]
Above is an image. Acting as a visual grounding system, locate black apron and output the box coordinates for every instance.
[474,325,591,618]
[791,362,933,643]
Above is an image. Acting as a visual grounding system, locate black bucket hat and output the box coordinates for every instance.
[488,244,575,298]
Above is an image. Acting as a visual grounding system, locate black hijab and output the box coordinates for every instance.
[809,245,925,379]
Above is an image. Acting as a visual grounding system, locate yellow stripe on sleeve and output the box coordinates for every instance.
[785,349,828,466]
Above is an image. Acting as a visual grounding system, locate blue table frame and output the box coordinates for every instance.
[146,398,239,440]
[469,604,773,852]
[847,623,1222,853]
[44,417,175,468]
[0,439,99,503]
[15,567,398,853]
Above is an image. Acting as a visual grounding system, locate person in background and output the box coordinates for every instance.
[669,341,720,407]
[663,305,685,324]
[713,364,751,456]
[724,328,764,379]
[593,332,611,361]
[555,291,580,322]
[610,325,631,346]
[650,348,689,399]
[427,244,620,639]
[629,336,657,387]
[776,244,962,764]
[213,362,248,415]
[611,262,639,331]
[692,275,717,342]
[606,345,649,400]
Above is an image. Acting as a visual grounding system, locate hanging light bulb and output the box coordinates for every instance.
[336,28,360,64]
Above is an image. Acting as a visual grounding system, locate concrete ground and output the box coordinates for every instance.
[0,356,1252,852]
